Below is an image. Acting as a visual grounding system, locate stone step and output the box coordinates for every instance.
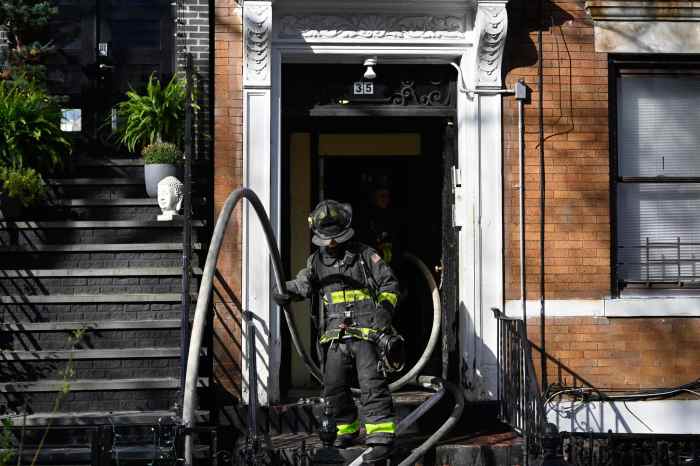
[3,409,209,426]
[73,156,144,167]
[48,178,143,186]
[54,198,158,206]
[0,220,206,229]
[0,377,209,392]
[0,267,202,278]
[0,242,202,253]
[0,319,181,332]
[0,293,187,304]
[0,347,182,361]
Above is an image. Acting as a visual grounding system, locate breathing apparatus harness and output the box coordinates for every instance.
[313,246,406,375]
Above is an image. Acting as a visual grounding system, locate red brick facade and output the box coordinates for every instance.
[212,1,244,399]
[528,317,700,390]
[504,0,700,392]
[504,0,611,302]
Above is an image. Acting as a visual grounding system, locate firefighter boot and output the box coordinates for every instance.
[362,443,394,464]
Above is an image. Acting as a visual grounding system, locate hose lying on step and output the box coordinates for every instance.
[182,188,447,464]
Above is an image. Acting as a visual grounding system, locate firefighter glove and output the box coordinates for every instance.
[373,300,394,330]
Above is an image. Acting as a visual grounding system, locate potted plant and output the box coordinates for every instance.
[113,73,188,197]
[142,142,182,197]
[0,165,46,218]
[0,80,70,173]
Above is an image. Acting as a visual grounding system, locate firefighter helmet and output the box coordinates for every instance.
[308,200,354,246]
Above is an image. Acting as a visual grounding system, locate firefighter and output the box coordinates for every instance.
[274,199,400,463]
[358,178,403,268]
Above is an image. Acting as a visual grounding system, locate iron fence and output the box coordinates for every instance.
[493,308,545,461]
[562,432,700,466]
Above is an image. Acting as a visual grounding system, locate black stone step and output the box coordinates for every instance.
[0,242,202,253]
[48,178,143,186]
[55,198,157,206]
[0,220,206,229]
[0,293,187,304]
[0,267,202,278]
[0,377,209,392]
[73,156,144,167]
[0,319,181,332]
[0,347,182,361]
[3,409,209,426]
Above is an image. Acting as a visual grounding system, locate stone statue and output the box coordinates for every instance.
[157,176,184,221]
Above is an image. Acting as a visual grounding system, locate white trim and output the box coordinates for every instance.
[605,297,700,317]
[504,299,606,318]
[242,1,276,406]
[505,298,700,318]
[242,0,510,404]
[548,400,700,434]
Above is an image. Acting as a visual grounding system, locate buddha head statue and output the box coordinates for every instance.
[157,176,184,215]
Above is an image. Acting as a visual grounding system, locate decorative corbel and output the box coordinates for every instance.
[243,1,272,87]
[473,1,508,89]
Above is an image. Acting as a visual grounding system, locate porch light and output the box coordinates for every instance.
[363,57,377,80]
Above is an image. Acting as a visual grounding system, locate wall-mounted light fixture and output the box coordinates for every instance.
[363,57,377,80]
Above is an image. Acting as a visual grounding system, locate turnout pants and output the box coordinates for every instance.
[323,338,396,445]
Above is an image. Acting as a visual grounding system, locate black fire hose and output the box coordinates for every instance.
[182,188,446,464]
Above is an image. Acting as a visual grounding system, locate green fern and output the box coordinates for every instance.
[114,73,188,152]
[0,80,71,172]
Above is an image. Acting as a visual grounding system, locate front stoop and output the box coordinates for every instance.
[434,432,524,466]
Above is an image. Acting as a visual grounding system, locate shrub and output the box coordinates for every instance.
[0,166,46,207]
[0,80,71,171]
[114,74,187,152]
[142,142,183,165]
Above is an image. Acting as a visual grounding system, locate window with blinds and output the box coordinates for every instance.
[616,74,700,290]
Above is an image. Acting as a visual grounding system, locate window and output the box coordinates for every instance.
[614,60,700,294]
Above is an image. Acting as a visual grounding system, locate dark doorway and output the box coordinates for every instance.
[281,118,455,394]
[280,64,459,396]
[48,0,174,151]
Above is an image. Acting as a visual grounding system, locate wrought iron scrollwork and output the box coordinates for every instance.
[282,64,456,112]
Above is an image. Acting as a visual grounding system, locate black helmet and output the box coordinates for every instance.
[308,200,354,246]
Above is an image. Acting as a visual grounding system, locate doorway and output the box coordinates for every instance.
[280,63,459,395]
[281,119,455,393]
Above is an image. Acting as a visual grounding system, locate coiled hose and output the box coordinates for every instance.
[182,188,449,464]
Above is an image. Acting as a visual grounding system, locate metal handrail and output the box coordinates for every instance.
[179,53,194,393]
[493,308,545,463]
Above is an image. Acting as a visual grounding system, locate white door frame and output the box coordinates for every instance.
[242,0,509,405]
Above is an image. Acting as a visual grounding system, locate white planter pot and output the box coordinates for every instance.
[144,163,179,198]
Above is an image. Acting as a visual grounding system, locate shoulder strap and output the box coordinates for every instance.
[356,245,379,301]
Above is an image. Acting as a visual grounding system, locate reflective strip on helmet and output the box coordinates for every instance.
[337,419,359,436]
[377,292,398,307]
[329,289,372,304]
[365,421,396,435]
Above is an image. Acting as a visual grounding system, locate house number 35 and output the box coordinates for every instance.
[353,82,374,95]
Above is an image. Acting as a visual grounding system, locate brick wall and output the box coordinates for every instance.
[502,1,700,392]
[503,0,611,300]
[179,0,212,160]
[211,0,244,403]
[527,317,700,390]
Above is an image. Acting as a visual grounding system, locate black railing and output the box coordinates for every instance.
[562,432,700,466]
[618,237,700,288]
[179,52,194,392]
[494,308,545,462]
